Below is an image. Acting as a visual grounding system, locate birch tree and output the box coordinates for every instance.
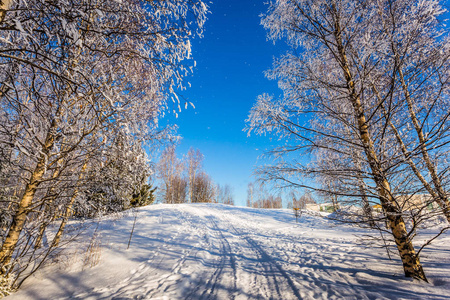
[216,184,234,205]
[186,148,204,203]
[191,172,215,203]
[0,0,207,289]
[157,145,188,204]
[246,182,255,207]
[245,0,450,281]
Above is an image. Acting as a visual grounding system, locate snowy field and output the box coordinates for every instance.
[6,203,450,300]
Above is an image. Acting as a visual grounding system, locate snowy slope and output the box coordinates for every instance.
[6,204,450,300]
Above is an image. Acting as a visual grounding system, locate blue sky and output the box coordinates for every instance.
[162,0,287,206]
[160,0,450,206]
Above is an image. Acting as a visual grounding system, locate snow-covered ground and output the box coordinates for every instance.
[6,204,450,299]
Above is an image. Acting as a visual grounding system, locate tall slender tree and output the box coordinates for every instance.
[246,0,449,281]
[186,148,204,203]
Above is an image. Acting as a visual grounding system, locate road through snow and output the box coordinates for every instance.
[7,204,450,300]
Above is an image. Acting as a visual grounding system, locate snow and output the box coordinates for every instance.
[6,204,450,299]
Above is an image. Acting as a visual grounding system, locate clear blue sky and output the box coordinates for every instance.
[162,0,287,206]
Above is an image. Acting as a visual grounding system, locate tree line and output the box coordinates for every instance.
[157,145,235,205]
[246,182,283,209]
[246,182,317,210]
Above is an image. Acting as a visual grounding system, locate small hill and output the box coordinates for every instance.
[6,204,450,299]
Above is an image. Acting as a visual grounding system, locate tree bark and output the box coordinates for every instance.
[331,4,427,281]
[0,119,57,272]
[0,0,12,25]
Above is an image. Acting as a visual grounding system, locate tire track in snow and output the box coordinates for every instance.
[183,210,237,300]
[228,218,301,299]
[203,207,302,300]
[201,215,237,299]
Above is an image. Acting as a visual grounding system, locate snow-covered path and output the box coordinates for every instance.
[7,204,450,299]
